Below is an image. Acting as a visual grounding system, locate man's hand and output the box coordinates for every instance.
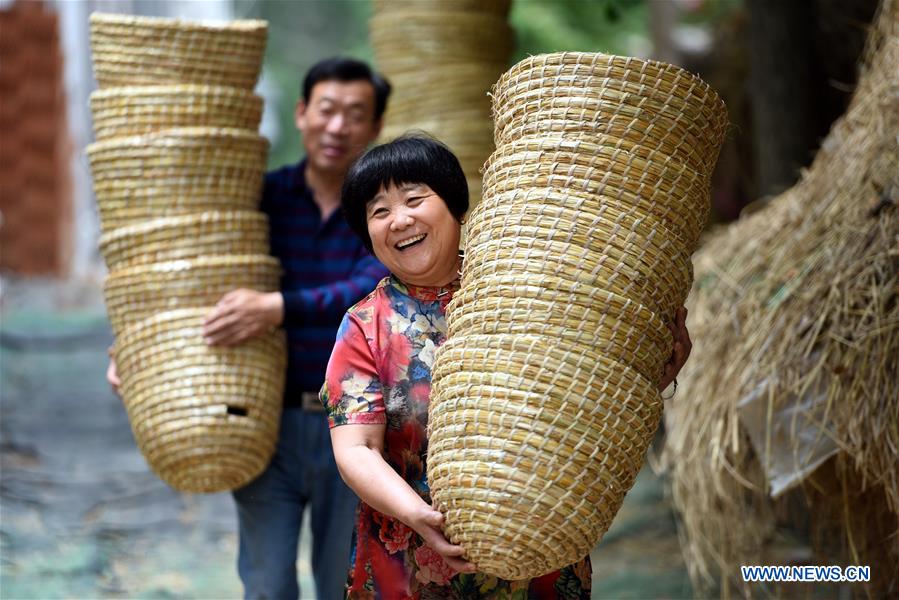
[202,289,284,347]
[106,345,121,395]
[658,306,692,392]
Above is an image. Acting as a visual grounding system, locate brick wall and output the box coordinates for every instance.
[0,0,72,276]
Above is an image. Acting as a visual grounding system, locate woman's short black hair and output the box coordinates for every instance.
[302,57,391,120]
[341,134,469,252]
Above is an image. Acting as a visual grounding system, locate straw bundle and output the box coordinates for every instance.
[428,52,727,580]
[115,308,286,493]
[90,85,263,141]
[88,13,285,494]
[370,0,514,209]
[661,0,898,596]
[89,13,267,89]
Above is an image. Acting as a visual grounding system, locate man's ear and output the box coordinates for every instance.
[294,100,308,133]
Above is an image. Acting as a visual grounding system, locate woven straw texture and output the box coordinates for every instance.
[90,85,263,140]
[103,254,281,337]
[89,13,267,89]
[99,210,269,270]
[115,308,286,493]
[370,1,513,210]
[87,12,285,495]
[87,127,267,231]
[428,52,727,580]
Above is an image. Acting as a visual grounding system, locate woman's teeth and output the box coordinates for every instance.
[396,233,426,250]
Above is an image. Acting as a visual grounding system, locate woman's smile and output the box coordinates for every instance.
[395,233,427,250]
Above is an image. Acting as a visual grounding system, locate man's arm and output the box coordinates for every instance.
[202,252,386,347]
[280,252,387,327]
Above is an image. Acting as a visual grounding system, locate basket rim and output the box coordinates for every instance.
[87,126,267,154]
[90,12,268,34]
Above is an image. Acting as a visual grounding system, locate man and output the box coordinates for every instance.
[109,57,391,600]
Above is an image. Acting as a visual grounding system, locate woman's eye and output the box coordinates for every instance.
[371,207,388,218]
[407,196,423,205]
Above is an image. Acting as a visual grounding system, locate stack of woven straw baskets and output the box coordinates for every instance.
[87,13,286,494]
[428,53,728,579]
[369,0,513,209]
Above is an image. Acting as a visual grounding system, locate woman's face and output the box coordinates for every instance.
[366,182,462,287]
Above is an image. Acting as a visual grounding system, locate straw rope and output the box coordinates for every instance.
[426,50,727,580]
[103,255,281,336]
[90,85,263,140]
[99,211,269,270]
[115,308,285,493]
[89,13,267,89]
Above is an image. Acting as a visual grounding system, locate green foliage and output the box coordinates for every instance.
[510,0,648,60]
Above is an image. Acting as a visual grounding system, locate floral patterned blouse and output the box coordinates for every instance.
[321,275,592,599]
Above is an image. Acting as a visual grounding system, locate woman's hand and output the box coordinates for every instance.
[658,306,692,392]
[406,504,476,574]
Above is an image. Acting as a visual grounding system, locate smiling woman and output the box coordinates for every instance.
[322,135,691,598]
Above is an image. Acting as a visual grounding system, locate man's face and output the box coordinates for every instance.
[295,79,382,177]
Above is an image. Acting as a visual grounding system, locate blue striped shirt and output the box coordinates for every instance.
[261,160,388,407]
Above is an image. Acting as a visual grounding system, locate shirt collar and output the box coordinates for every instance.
[390,274,461,305]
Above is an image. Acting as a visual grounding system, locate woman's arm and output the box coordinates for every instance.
[330,423,476,573]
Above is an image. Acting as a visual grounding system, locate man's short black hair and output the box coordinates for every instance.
[302,57,391,120]
[341,134,469,252]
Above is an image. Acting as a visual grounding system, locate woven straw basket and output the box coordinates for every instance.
[427,52,727,580]
[87,127,267,231]
[99,211,269,270]
[89,13,267,89]
[90,85,263,141]
[115,308,286,493]
[103,254,281,337]
[370,2,513,212]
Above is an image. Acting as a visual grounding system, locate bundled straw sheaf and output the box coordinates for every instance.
[88,13,285,493]
[660,0,898,596]
[428,52,727,580]
[370,0,514,209]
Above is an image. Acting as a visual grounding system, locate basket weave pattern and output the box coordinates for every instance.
[88,12,284,493]
[427,52,727,579]
[370,0,514,209]
[115,309,286,493]
[90,85,263,140]
[89,13,267,89]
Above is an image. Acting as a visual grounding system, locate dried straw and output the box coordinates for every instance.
[115,308,286,493]
[660,0,899,596]
[428,51,727,580]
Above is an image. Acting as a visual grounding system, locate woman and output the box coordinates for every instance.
[321,135,691,599]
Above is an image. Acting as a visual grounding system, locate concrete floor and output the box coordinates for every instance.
[0,278,691,599]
